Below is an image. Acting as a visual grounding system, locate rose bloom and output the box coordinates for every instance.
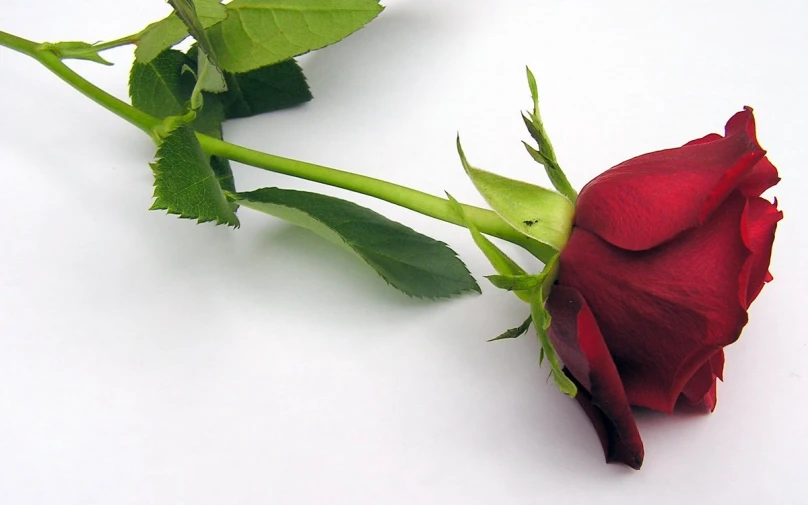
[546,108,782,469]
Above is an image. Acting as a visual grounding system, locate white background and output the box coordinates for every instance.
[1,1,806,503]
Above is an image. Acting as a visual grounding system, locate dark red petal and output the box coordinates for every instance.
[676,350,724,412]
[684,133,724,147]
[557,192,751,413]
[738,157,780,197]
[546,285,644,469]
[739,197,783,308]
[711,348,725,382]
[575,108,766,251]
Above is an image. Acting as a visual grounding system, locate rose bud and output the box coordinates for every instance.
[546,107,782,469]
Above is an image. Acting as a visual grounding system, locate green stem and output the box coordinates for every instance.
[0,31,158,134]
[90,33,141,53]
[0,29,555,262]
[0,30,38,56]
[199,136,554,259]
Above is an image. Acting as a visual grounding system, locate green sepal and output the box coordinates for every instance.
[485,274,544,292]
[446,192,531,302]
[488,316,533,342]
[524,67,555,159]
[456,137,574,252]
[530,287,577,398]
[232,188,481,299]
[523,67,577,204]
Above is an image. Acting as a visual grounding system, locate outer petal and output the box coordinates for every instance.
[684,131,779,197]
[575,108,766,251]
[738,157,780,197]
[557,192,752,413]
[676,350,724,412]
[739,197,783,308]
[547,285,644,469]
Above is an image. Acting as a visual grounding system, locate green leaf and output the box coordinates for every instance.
[151,125,239,226]
[210,155,236,194]
[135,0,227,63]
[207,0,384,73]
[456,137,574,252]
[530,288,577,397]
[168,0,221,62]
[128,49,224,136]
[129,49,193,118]
[488,316,532,342]
[195,47,228,93]
[187,45,312,119]
[130,50,237,206]
[222,59,312,119]
[485,274,543,292]
[232,188,480,298]
[131,47,237,198]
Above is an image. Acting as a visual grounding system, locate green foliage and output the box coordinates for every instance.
[210,155,236,194]
[446,192,531,302]
[233,188,480,298]
[194,47,228,94]
[186,45,312,119]
[167,0,220,62]
[222,59,312,119]
[523,67,577,204]
[530,288,577,397]
[485,274,543,292]
[40,41,112,65]
[456,138,575,251]
[475,247,572,394]
[167,0,228,100]
[207,0,384,73]
[135,0,227,63]
[151,125,240,226]
[129,43,316,214]
[488,316,532,342]
[137,0,383,73]
[129,49,191,117]
[129,49,235,195]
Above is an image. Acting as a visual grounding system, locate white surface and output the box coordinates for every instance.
[1,1,806,503]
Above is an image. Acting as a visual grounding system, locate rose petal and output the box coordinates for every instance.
[739,197,783,308]
[575,108,766,251]
[683,133,724,147]
[711,348,726,382]
[547,285,644,469]
[676,350,724,412]
[557,192,751,413]
[739,157,780,197]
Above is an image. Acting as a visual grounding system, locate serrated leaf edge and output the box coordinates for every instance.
[235,189,479,299]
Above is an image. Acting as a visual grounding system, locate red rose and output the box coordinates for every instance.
[546,108,782,469]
